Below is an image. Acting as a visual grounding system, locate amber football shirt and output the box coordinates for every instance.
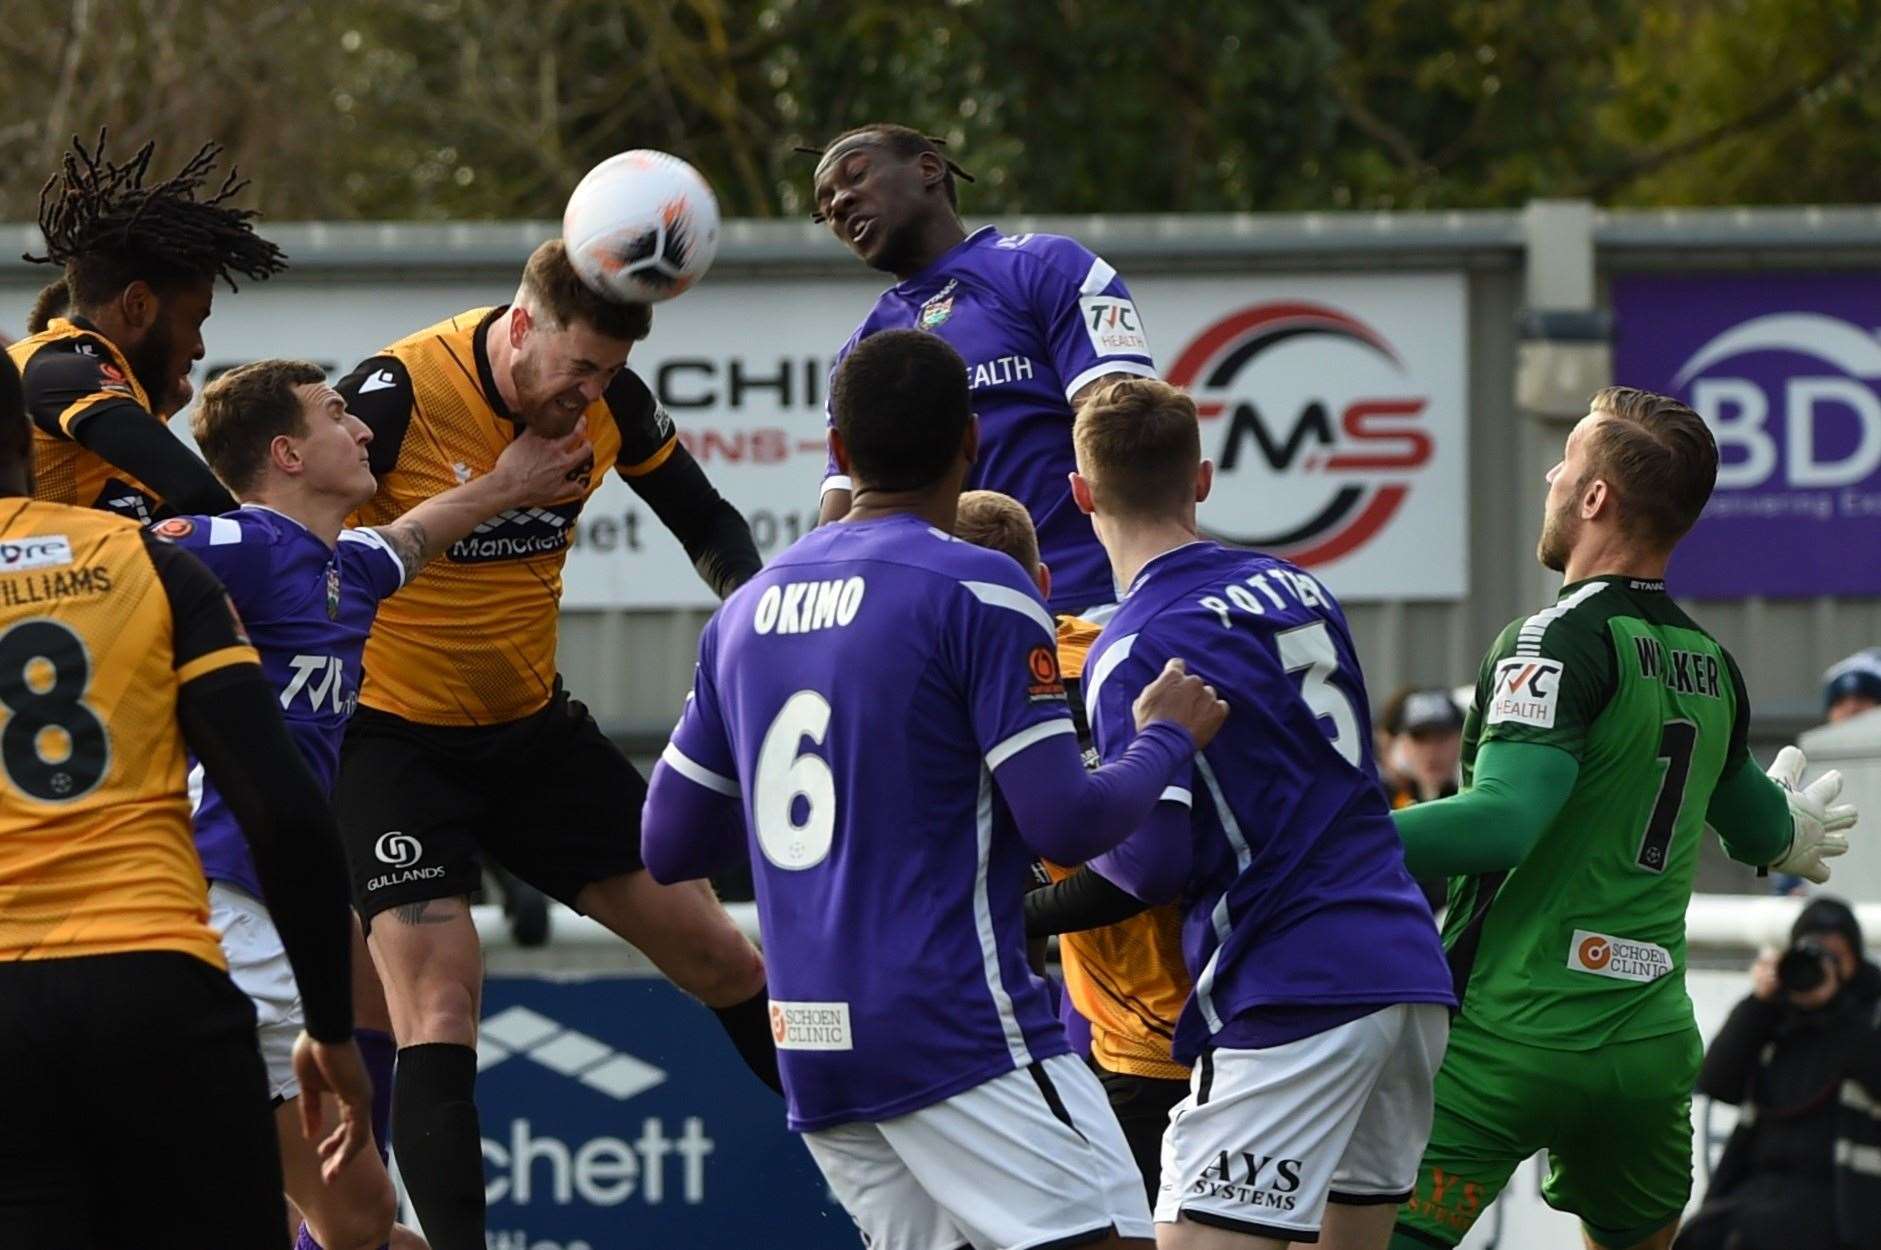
[9,318,164,521]
[339,306,678,726]
[0,498,258,966]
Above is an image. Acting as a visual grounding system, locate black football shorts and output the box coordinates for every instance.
[335,679,647,926]
[0,951,284,1247]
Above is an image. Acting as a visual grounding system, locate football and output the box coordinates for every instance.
[562,149,721,304]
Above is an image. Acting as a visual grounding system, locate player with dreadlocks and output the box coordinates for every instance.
[8,129,287,523]
[808,123,1158,616]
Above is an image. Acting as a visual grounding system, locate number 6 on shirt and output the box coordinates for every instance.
[755,689,837,869]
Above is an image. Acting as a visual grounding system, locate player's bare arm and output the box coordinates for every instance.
[371,420,593,573]
[291,1032,375,1184]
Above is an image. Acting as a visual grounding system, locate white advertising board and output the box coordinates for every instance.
[2,266,1468,606]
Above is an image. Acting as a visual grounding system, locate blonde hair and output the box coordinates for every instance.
[954,490,1040,573]
[1071,377,1201,517]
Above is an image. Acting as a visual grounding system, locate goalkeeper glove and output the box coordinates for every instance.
[1766,746,1857,885]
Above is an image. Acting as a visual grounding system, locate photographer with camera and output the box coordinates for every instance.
[1676,898,1881,1250]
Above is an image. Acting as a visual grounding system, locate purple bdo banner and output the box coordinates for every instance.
[1612,272,1881,598]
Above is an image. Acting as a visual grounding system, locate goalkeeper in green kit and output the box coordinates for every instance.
[1389,387,1859,1250]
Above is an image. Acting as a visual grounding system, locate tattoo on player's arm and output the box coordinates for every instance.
[389,896,466,927]
[378,518,434,577]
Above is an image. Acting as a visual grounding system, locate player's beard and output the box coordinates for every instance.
[1536,489,1580,573]
[509,352,582,437]
[125,319,179,413]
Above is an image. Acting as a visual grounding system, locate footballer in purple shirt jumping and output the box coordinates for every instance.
[809,123,1158,617]
[1064,378,1455,1250]
[166,359,586,1250]
[643,330,1226,1250]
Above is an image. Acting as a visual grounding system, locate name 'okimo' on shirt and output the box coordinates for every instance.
[663,515,1083,1132]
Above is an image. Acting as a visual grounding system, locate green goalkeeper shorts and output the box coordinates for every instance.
[1394,1012,1702,1248]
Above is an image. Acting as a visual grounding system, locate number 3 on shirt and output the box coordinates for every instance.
[754,689,837,869]
[1276,620,1362,767]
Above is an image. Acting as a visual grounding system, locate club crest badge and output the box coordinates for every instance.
[918,279,958,331]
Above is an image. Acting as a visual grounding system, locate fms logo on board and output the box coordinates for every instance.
[1163,295,1461,597]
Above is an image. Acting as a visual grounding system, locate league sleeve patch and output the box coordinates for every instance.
[1078,295,1150,357]
[152,517,195,541]
[1027,645,1067,702]
[1486,656,1564,729]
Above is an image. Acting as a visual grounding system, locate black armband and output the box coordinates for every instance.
[1024,865,1150,938]
[74,406,236,515]
[175,662,355,1041]
[628,443,763,598]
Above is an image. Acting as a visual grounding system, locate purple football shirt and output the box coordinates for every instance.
[1085,542,1455,1063]
[822,228,1157,614]
[169,506,406,896]
[661,513,1093,1131]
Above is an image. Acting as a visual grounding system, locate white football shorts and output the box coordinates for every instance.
[209,881,304,1104]
[804,1052,1152,1250]
[1156,1002,1450,1241]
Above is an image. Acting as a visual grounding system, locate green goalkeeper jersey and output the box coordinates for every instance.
[1442,574,1755,1049]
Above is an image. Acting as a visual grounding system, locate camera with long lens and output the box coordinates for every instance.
[1777,936,1833,994]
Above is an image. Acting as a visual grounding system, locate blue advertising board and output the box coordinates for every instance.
[472,973,853,1250]
[1612,272,1881,598]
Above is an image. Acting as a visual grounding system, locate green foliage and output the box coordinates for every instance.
[0,0,1876,222]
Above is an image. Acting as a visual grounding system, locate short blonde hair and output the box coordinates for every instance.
[1072,377,1201,518]
[954,490,1040,574]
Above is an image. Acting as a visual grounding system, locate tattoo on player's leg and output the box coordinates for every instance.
[390,897,468,926]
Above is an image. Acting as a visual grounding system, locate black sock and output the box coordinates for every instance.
[712,989,784,1096]
[393,1043,485,1250]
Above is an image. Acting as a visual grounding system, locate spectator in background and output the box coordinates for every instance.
[1378,686,1466,808]
[1676,898,1881,1250]
[1773,649,1881,895]
[1378,687,1466,912]
[1823,648,1881,725]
